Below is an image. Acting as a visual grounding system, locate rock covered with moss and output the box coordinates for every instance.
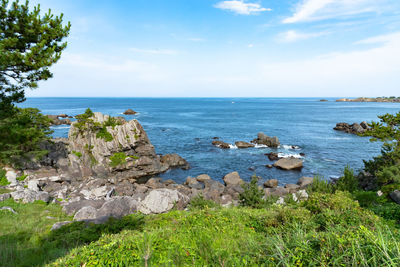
[66,110,171,181]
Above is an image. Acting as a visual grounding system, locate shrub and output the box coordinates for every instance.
[307,176,333,194]
[189,194,219,210]
[0,108,52,166]
[239,175,265,208]
[109,152,127,167]
[335,166,359,193]
[376,165,400,185]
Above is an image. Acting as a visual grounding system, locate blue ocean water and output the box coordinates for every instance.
[20,98,400,185]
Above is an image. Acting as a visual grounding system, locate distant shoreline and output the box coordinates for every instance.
[334,97,400,103]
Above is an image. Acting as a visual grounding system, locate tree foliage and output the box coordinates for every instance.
[362,111,400,185]
[0,0,70,118]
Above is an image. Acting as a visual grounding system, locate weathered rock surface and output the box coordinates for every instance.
[274,158,303,170]
[252,133,280,147]
[264,187,289,197]
[73,206,98,221]
[138,189,189,214]
[265,152,280,161]
[62,199,106,216]
[235,141,255,148]
[67,112,174,181]
[51,221,73,231]
[11,190,50,203]
[160,154,190,170]
[264,179,278,188]
[284,184,300,193]
[212,140,231,149]
[334,122,370,135]
[223,172,243,186]
[0,206,17,214]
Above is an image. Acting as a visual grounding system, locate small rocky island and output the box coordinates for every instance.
[334,121,370,135]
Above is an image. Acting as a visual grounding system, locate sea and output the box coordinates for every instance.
[20,98,400,185]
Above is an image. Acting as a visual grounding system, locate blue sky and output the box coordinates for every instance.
[27,0,400,97]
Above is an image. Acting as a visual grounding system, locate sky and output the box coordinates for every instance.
[26,0,400,97]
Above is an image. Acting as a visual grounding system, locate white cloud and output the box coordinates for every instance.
[279,30,328,42]
[214,1,271,15]
[188,38,206,42]
[247,44,254,48]
[283,0,385,23]
[130,47,178,55]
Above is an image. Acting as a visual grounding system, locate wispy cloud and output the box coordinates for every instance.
[283,0,386,24]
[214,0,271,15]
[279,30,328,42]
[188,37,206,42]
[130,48,179,55]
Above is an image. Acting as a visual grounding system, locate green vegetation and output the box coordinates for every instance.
[109,152,127,167]
[49,192,400,266]
[71,151,82,158]
[84,144,97,165]
[0,0,70,166]
[16,173,27,181]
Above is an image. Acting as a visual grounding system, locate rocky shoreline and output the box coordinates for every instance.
[335,97,400,103]
[0,111,312,230]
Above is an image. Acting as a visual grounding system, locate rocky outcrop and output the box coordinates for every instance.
[252,133,280,148]
[264,179,278,188]
[160,154,190,170]
[10,190,50,203]
[123,109,137,115]
[274,158,303,170]
[67,112,171,181]
[223,172,243,186]
[46,115,72,126]
[235,141,254,148]
[265,152,280,161]
[334,122,370,135]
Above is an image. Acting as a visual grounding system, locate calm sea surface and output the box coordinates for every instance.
[21,98,400,185]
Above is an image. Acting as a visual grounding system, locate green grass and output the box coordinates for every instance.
[0,188,12,194]
[1,192,400,266]
[51,191,400,267]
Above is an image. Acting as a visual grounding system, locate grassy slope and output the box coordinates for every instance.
[1,192,400,266]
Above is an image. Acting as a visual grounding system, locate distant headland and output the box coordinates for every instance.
[335,97,400,103]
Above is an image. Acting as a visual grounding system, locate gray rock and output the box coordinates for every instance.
[0,193,11,202]
[62,199,106,216]
[146,178,164,189]
[360,121,370,129]
[252,133,280,148]
[292,190,309,202]
[390,190,400,205]
[51,221,73,231]
[160,154,190,170]
[74,206,98,221]
[284,184,300,193]
[11,190,49,203]
[28,180,40,192]
[297,177,313,189]
[97,196,138,220]
[5,169,17,185]
[235,141,255,148]
[196,174,211,182]
[264,179,278,188]
[185,177,204,190]
[203,180,225,201]
[274,158,303,170]
[264,187,289,197]
[138,189,189,214]
[0,206,17,214]
[223,172,243,186]
[212,140,231,149]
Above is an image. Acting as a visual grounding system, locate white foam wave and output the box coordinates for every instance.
[254,144,268,148]
[229,144,238,149]
[277,153,304,159]
[281,145,301,150]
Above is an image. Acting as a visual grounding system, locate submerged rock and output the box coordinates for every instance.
[212,140,231,149]
[123,109,137,115]
[160,154,190,170]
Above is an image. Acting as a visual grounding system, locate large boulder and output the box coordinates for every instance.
[390,190,400,205]
[62,199,106,216]
[274,158,303,170]
[160,154,190,170]
[264,179,278,188]
[223,172,243,186]
[96,197,138,220]
[11,190,49,203]
[235,141,254,148]
[73,206,98,221]
[252,133,280,148]
[67,112,171,181]
[138,189,189,214]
